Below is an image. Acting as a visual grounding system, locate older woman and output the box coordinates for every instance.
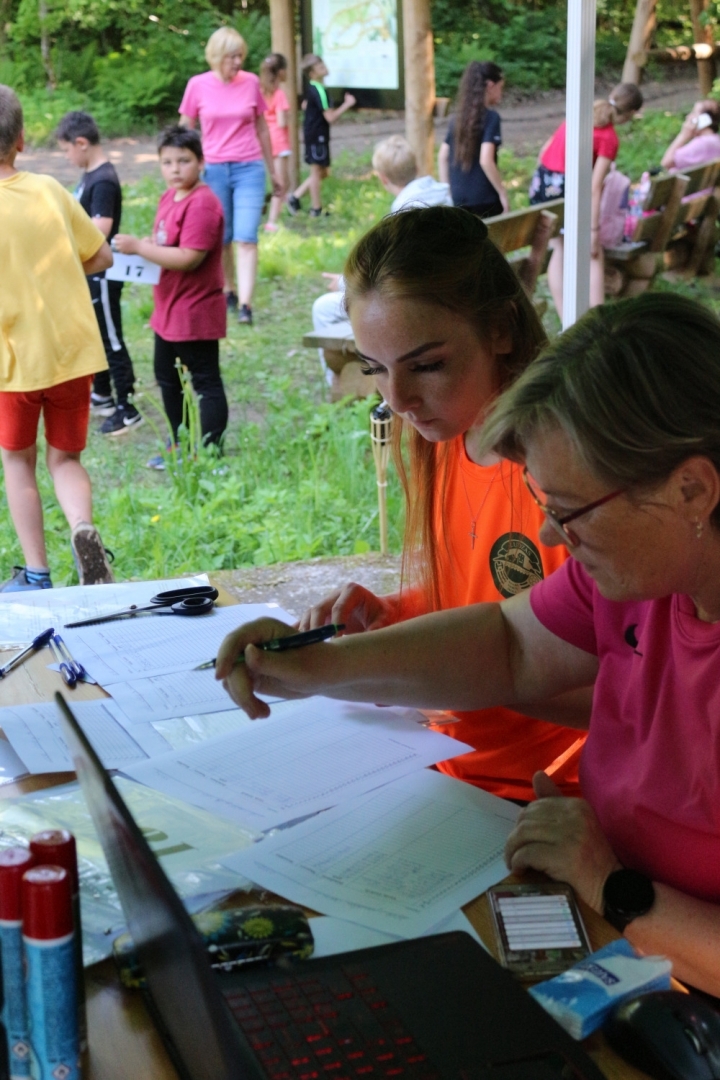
[179,27,281,325]
[661,99,720,171]
[216,292,720,996]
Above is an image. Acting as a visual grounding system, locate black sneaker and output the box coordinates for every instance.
[309,207,329,218]
[100,404,144,436]
[286,194,301,216]
[225,291,239,312]
[238,304,253,325]
[90,392,115,417]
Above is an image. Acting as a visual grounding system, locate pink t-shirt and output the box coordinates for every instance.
[530,558,720,903]
[150,185,226,342]
[264,86,291,156]
[179,70,267,164]
[673,132,720,171]
[541,121,619,173]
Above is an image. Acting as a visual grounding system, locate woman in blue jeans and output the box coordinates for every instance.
[179,26,281,324]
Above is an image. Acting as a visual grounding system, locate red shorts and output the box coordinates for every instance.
[0,375,93,453]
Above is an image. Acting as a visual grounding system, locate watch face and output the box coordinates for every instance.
[605,869,655,917]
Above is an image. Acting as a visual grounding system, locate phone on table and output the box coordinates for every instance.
[487,882,591,980]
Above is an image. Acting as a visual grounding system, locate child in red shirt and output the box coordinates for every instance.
[114,126,228,468]
[260,52,291,232]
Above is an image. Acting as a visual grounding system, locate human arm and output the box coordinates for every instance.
[81,241,113,275]
[179,114,197,129]
[321,272,343,291]
[479,142,509,213]
[112,233,208,271]
[438,141,450,184]
[536,135,553,164]
[255,113,283,196]
[505,772,720,996]
[215,589,600,720]
[660,106,702,170]
[590,154,612,257]
[276,107,288,130]
[325,92,356,125]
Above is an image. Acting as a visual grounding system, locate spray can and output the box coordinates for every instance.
[29,833,85,1051]
[22,867,79,1080]
[0,848,36,1080]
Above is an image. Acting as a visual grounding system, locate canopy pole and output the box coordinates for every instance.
[562,0,596,329]
[270,0,299,189]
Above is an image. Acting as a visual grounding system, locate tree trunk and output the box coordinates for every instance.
[269,0,299,189]
[621,0,658,83]
[690,0,715,97]
[39,0,56,90]
[402,0,435,178]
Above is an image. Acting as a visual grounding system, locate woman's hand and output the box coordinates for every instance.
[499,189,510,214]
[298,585,400,633]
[505,771,622,914]
[590,228,601,259]
[113,233,140,255]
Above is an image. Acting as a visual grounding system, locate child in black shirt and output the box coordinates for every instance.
[56,111,141,435]
[286,55,355,217]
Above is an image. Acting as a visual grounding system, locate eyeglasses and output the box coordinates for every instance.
[522,467,625,547]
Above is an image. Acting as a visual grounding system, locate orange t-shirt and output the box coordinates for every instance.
[399,438,584,801]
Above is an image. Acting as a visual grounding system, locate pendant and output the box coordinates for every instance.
[469,521,477,550]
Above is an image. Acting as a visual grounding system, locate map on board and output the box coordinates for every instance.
[312,0,399,90]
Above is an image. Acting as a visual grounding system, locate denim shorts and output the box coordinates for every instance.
[203,159,267,244]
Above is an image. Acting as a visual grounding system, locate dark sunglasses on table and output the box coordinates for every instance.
[522,467,625,547]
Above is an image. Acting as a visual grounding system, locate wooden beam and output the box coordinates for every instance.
[648,43,720,60]
[622,0,657,83]
[269,0,299,188]
[402,0,435,177]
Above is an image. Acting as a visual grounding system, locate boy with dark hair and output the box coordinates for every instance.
[114,126,228,469]
[56,110,142,435]
[0,86,115,590]
[286,55,355,217]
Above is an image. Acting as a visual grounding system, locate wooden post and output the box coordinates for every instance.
[370,402,392,556]
[690,0,716,97]
[269,0,299,189]
[622,0,658,83]
[402,0,435,177]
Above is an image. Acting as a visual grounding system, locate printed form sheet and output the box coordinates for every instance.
[108,667,246,724]
[62,603,295,685]
[222,770,520,936]
[124,698,472,831]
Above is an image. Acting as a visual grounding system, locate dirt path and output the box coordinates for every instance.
[18,75,700,185]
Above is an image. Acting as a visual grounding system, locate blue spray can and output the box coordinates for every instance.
[22,867,79,1080]
[0,848,36,1079]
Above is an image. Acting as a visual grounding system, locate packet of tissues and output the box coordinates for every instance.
[529,939,672,1039]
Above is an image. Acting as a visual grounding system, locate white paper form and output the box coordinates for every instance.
[0,576,210,647]
[109,668,242,724]
[62,603,295,686]
[124,698,473,831]
[0,699,158,773]
[222,770,520,937]
[151,710,254,750]
[309,910,488,959]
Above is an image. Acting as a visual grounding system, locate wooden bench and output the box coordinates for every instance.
[604,172,689,298]
[301,329,373,402]
[485,198,564,297]
[664,157,720,277]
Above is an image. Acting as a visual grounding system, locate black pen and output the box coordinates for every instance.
[194,623,345,671]
[0,627,54,679]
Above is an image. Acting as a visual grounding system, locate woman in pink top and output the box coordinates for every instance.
[661,99,720,171]
[179,26,281,325]
[217,292,720,996]
[260,53,291,233]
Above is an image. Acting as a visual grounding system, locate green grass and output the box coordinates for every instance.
[5,116,720,586]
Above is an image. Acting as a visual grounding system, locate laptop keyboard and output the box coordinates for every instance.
[224,963,442,1080]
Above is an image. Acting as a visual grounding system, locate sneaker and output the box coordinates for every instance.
[70,523,115,586]
[0,566,53,592]
[286,194,301,216]
[99,404,144,436]
[263,222,280,233]
[238,304,253,325]
[225,291,239,312]
[309,207,328,218]
[146,442,182,471]
[90,392,116,417]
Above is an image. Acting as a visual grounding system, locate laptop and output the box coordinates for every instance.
[55,692,605,1080]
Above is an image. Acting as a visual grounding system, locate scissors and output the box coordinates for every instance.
[64,586,219,628]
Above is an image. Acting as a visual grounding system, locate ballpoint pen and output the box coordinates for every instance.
[0,627,55,679]
[52,633,88,683]
[194,623,346,671]
[50,636,78,688]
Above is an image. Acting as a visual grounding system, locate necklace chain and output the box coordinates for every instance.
[459,458,504,550]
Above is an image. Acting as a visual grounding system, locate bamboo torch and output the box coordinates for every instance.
[370,401,393,555]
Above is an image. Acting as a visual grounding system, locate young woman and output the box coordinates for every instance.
[259,53,291,232]
[300,206,587,803]
[439,61,508,218]
[218,291,720,997]
[661,99,720,171]
[529,83,643,319]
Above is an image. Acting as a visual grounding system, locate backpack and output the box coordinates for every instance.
[599,164,631,248]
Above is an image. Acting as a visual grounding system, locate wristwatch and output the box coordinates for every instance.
[603,868,655,933]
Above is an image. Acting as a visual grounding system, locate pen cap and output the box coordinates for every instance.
[30,829,79,893]
[0,847,36,920]
[22,866,73,941]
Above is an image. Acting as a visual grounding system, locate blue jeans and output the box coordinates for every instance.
[203,160,266,244]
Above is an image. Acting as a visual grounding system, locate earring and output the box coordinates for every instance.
[695,518,704,541]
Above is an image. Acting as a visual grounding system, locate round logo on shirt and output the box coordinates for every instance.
[489,532,544,598]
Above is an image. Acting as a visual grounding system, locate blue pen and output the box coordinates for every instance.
[52,633,87,682]
[0,627,54,678]
[50,636,78,688]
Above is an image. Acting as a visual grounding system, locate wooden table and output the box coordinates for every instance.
[0,584,652,1080]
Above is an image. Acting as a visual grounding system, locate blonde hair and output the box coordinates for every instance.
[371,135,417,187]
[205,27,247,72]
[594,82,643,128]
[0,85,22,160]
